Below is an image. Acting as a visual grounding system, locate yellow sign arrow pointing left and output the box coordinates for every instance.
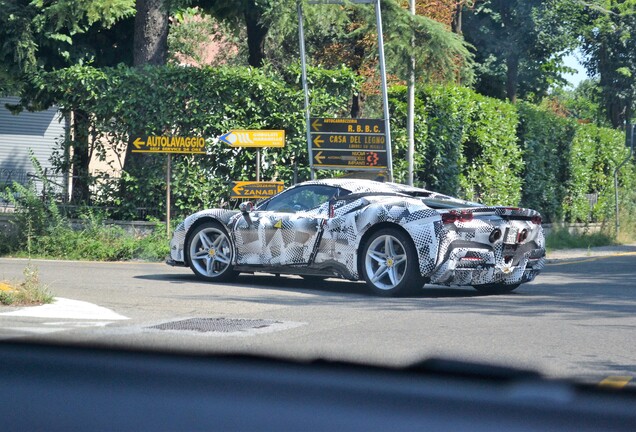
[311,118,323,131]
[232,184,244,196]
[314,151,325,164]
[313,135,324,147]
[133,137,145,149]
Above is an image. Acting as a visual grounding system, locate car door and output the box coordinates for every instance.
[232,185,339,267]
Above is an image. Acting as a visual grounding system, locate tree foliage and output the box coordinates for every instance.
[462,0,578,103]
[578,0,636,127]
[0,0,135,95]
[27,64,358,217]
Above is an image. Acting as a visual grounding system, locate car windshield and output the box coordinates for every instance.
[2,0,636,400]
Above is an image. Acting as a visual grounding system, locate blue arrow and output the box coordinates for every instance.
[219,131,233,146]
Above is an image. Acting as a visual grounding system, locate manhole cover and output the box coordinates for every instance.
[148,318,281,333]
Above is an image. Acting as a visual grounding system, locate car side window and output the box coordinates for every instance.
[262,185,340,213]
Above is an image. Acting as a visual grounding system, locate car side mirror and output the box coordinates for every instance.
[239,201,253,214]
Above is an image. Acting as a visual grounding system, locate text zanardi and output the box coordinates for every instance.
[146,136,205,149]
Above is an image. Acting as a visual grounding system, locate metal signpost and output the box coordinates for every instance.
[132,135,207,235]
[298,0,393,181]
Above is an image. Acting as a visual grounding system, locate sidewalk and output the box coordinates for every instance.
[546,242,636,262]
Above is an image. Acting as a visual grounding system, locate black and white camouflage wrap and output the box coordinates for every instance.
[169,179,545,288]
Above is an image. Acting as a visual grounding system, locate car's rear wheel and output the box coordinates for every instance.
[473,283,520,295]
[361,228,424,297]
[187,222,237,282]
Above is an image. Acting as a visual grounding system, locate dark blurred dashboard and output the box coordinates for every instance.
[1,341,634,431]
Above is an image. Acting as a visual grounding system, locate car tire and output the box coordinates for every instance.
[361,228,424,297]
[187,222,238,282]
[473,283,520,295]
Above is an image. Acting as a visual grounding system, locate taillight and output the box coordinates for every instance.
[531,215,542,225]
[442,210,474,224]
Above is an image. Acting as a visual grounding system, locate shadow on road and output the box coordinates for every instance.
[136,271,485,299]
[134,254,636,320]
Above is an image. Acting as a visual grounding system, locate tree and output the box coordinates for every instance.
[197,0,272,67]
[462,0,578,103]
[261,0,473,117]
[0,0,134,95]
[579,0,636,128]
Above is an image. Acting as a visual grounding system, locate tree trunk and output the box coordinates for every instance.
[244,0,268,67]
[351,93,362,118]
[505,54,519,103]
[71,109,91,204]
[451,2,463,35]
[133,0,169,66]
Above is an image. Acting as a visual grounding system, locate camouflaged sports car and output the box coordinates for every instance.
[167,179,545,296]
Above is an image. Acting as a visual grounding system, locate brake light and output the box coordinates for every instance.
[442,210,474,224]
[531,215,542,225]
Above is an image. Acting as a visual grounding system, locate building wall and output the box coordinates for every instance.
[0,96,66,183]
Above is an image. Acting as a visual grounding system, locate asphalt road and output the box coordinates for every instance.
[1,252,635,385]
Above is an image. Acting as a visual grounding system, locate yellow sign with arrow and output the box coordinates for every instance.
[230,181,284,199]
[131,136,206,154]
[220,130,285,148]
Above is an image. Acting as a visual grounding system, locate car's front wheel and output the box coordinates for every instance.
[361,228,424,297]
[187,222,237,282]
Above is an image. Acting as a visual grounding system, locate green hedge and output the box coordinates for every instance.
[31,64,358,218]
[517,102,574,221]
[27,65,634,225]
[517,103,633,223]
[390,84,522,206]
[390,86,634,223]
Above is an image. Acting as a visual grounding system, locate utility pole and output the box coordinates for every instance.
[614,124,634,235]
[407,0,415,186]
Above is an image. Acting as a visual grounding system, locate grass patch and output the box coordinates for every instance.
[545,228,616,251]
[0,264,53,306]
[2,177,170,261]
[11,222,171,261]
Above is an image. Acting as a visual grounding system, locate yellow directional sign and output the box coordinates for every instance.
[313,150,387,169]
[311,133,386,150]
[131,136,206,154]
[310,117,385,134]
[220,130,285,148]
[231,181,284,199]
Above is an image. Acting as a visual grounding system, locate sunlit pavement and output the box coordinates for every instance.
[1,247,635,388]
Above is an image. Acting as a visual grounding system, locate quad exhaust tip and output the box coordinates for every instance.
[489,228,502,243]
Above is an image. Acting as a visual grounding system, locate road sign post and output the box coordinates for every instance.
[132,135,207,236]
[298,0,393,181]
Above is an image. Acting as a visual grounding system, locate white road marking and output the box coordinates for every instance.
[0,298,129,320]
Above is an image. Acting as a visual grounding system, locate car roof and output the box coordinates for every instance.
[299,178,409,195]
